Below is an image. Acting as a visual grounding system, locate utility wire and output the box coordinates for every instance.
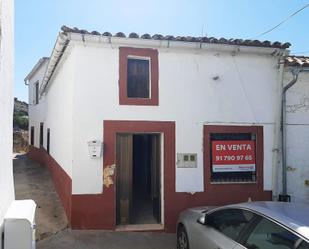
[254,3,309,38]
[291,50,309,55]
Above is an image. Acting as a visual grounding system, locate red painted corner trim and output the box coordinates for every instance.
[119,47,159,106]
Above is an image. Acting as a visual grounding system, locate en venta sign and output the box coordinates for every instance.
[212,140,255,172]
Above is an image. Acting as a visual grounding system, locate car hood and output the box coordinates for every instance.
[178,206,217,226]
[187,206,217,214]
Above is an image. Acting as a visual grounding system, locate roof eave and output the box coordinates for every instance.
[68,32,288,56]
[40,33,70,94]
[24,57,49,84]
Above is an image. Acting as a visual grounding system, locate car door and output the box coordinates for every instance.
[191,208,255,249]
[234,215,307,249]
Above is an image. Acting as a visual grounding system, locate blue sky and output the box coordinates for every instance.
[15,0,309,102]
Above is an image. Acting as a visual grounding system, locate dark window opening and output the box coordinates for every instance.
[47,128,50,154]
[40,122,44,147]
[35,81,39,105]
[210,133,256,183]
[119,47,158,106]
[127,58,150,98]
[30,126,34,146]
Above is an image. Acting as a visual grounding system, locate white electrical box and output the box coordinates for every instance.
[177,153,198,168]
[4,199,36,249]
[87,140,103,158]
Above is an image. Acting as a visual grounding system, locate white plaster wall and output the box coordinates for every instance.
[44,49,75,177]
[28,60,48,148]
[0,0,14,247]
[70,42,280,194]
[284,70,309,203]
[29,48,75,177]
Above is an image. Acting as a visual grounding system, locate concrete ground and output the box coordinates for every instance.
[13,154,68,240]
[13,154,175,249]
[37,230,175,249]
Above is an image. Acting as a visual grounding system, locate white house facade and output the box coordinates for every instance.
[0,0,14,246]
[26,26,309,232]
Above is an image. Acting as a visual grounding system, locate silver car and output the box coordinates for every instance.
[177,201,309,249]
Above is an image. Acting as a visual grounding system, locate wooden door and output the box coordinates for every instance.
[151,134,161,223]
[116,134,133,225]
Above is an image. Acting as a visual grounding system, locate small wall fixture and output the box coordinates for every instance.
[87,140,103,158]
[212,75,220,81]
[177,153,197,168]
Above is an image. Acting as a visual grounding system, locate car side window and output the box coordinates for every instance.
[298,241,309,249]
[244,217,300,249]
[207,208,255,241]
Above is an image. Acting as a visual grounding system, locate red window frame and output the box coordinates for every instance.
[119,47,159,106]
[204,125,264,186]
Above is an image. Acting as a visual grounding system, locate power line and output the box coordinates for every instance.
[291,50,309,55]
[254,3,309,38]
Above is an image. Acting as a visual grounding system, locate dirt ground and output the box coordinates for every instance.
[13,153,68,241]
[13,154,175,249]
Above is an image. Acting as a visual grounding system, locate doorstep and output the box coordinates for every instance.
[116,224,164,232]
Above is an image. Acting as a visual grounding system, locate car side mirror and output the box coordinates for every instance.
[197,214,206,225]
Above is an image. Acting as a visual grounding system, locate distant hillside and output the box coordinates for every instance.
[13,98,29,152]
[14,97,28,130]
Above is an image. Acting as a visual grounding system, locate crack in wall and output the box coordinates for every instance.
[287,96,309,113]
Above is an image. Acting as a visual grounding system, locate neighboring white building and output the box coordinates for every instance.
[26,25,304,232]
[283,56,309,203]
[0,0,14,246]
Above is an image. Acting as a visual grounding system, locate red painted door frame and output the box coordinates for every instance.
[103,120,176,230]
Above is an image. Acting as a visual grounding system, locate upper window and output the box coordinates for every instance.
[127,58,150,98]
[35,81,39,105]
[119,47,158,105]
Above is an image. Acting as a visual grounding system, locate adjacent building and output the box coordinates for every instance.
[0,0,15,246]
[283,56,309,203]
[26,26,308,232]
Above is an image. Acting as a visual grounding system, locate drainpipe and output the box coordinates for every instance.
[272,58,285,199]
[280,68,300,201]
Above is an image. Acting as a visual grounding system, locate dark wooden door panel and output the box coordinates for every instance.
[151,134,161,223]
[116,134,133,225]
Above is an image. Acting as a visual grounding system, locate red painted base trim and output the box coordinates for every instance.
[28,146,72,222]
[101,121,272,233]
[71,194,114,230]
[27,121,272,233]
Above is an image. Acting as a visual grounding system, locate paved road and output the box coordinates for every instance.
[14,154,175,249]
[37,230,175,249]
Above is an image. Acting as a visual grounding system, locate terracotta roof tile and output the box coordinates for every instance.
[285,56,309,67]
[129,32,139,38]
[114,32,126,38]
[102,32,112,37]
[141,33,151,39]
[60,25,291,49]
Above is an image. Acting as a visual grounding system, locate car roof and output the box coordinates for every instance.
[224,201,309,240]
